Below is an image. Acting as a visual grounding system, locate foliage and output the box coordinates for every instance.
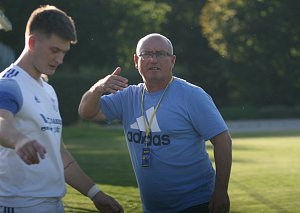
[49,67,101,125]
[200,0,300,105]
[160,0,231,106]
[0,0,170,69]
[220,105,300,120]
[1,0,300,123]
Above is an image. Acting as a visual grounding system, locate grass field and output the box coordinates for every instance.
[62,123,300,213]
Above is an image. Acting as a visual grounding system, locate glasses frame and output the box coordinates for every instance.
[138,51,173,60]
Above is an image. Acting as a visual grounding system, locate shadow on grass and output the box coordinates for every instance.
[63,124,138,187]
[64,205,98,213]
[67,148,137,187]
[231,178,292,213]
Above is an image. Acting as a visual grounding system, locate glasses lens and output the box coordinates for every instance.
[139,51,171,60]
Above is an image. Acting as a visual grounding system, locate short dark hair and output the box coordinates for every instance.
[25,5,77,43]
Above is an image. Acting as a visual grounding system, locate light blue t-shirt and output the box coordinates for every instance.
[101,77,228,213]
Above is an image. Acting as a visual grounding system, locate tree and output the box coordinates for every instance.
[200,0,300,106]
[0,0,172,124]
[160,0,231,106]
[0,0,171,71]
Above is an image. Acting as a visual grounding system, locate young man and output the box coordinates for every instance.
[0,5,123,213]
[79,33,232,213]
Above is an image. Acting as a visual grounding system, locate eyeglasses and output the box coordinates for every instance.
[138,51,173,60]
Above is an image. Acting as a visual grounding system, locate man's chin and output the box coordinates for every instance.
[46,68,56,76]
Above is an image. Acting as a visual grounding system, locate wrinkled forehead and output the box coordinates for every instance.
[136,36,173,54]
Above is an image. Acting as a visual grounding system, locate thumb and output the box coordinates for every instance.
[112,67,122,76]
[35,143,47,159]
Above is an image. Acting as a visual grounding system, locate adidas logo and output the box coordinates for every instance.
[130,107,161,132]
[128,107,170,146]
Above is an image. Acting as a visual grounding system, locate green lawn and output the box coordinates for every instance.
[62,123,300,213]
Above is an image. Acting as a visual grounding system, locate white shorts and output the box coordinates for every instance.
[0,198,65,213]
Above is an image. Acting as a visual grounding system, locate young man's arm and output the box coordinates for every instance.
[61,140,124,212]
[0,109,46,164]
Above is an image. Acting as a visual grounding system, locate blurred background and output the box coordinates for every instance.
[1,0,300,125]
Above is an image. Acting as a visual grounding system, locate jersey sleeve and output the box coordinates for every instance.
[0,79,23,115]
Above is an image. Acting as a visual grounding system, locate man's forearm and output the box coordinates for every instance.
[61,142,95,196]
[211,131,232,191]
[78,88,103,121]
[0,112,24,149]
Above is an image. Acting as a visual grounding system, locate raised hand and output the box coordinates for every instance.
[91,67,128,95]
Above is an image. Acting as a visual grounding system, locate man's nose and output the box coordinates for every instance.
[55,52,65,64]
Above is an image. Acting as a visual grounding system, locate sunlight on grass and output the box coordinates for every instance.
[62,125,300,213]
[228,136,300,213]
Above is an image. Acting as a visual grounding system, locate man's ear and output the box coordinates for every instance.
[171,55,176,69]
[133,54,139,69]
[27,35,36,51]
